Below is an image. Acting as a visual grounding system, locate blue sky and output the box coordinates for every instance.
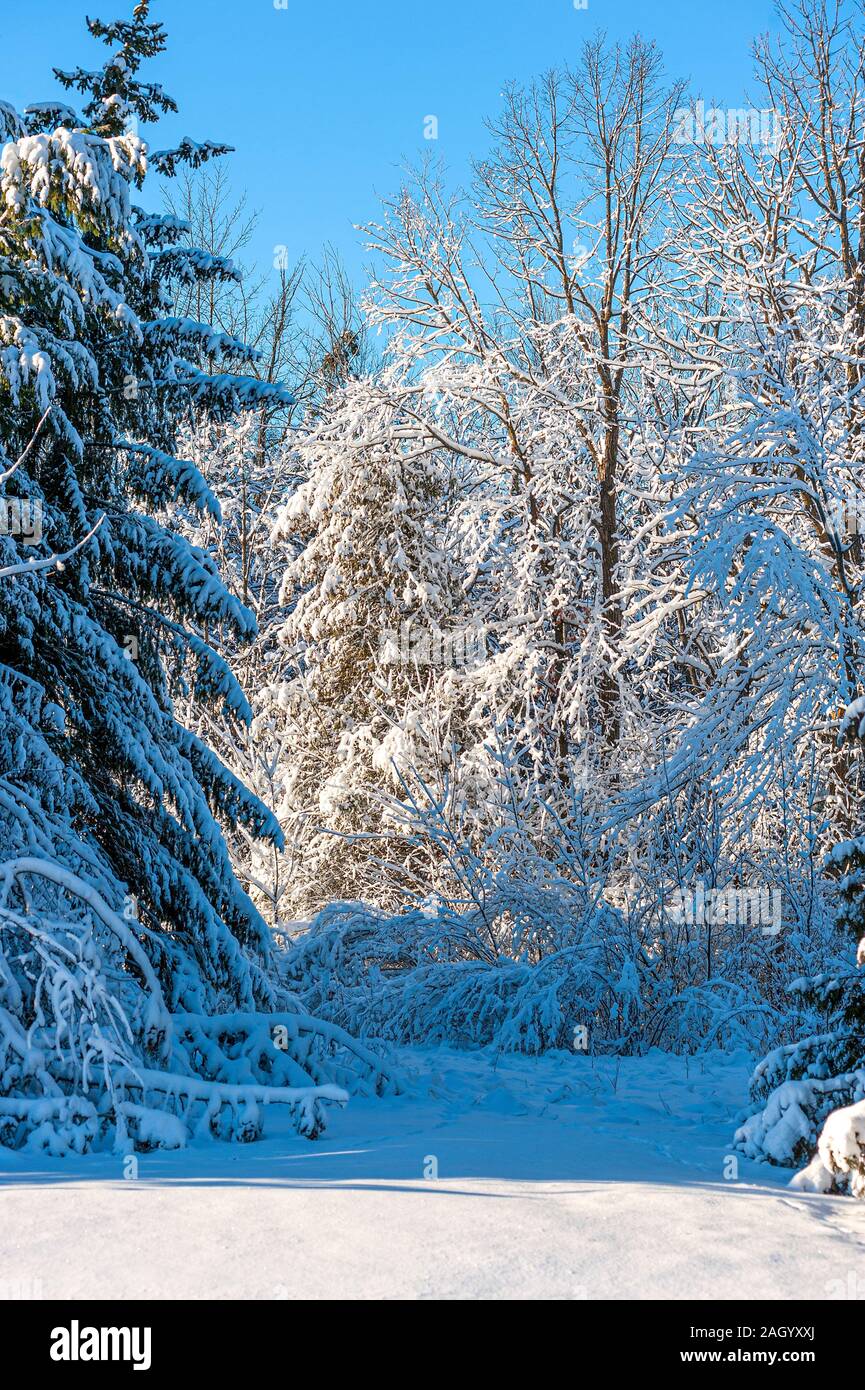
[2,0,779,285]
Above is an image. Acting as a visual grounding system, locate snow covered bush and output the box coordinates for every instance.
[282,888,834,1057]
[281,896,624,1055]
[278,763,833,1056]
[0,855,376,1151]
[0,3,387,1154]
[812,1102,865,1197]
[784,1100,865,1197]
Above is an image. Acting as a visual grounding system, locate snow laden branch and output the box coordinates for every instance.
[0,855,393,1154]
[0,515,105,581]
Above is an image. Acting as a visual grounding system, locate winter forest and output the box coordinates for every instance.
[1,0,864,1309]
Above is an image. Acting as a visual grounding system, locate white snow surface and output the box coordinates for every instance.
[1,1048,862,1301]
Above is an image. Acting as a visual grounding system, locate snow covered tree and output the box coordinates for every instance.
[735,700,865,1189]
[168,410,299,931]
[667,56,865,826]
[0,3,385,1155]
[268,380,471,918]
[162,258,376,931]
[361,49,702,860]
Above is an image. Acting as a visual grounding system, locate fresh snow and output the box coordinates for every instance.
[1,1049,862,1301]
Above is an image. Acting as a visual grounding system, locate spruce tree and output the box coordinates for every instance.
[0,2,382,1155]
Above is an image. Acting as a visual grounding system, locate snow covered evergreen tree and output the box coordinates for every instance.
[269,381,471,918]
[0,2,384,1155]
[735,701,865,1190]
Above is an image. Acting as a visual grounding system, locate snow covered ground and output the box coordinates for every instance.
[1,1049,862,1301]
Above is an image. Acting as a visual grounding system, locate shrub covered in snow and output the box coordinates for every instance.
[280,853,826,1057]
[787,1100,865,1197]
[281,896,624,1054]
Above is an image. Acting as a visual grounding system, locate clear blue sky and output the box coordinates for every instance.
[2,0,779,285]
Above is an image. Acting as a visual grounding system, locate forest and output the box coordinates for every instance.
[0,0,863,1308]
